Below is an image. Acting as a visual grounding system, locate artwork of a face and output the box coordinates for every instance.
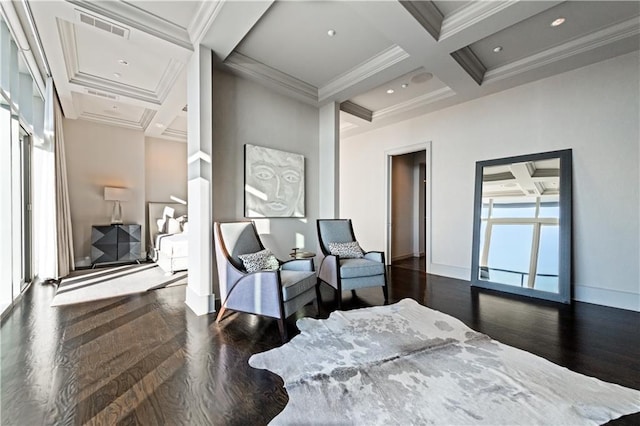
[245,144,305,218]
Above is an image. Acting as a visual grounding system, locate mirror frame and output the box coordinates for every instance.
[470,149,572,303]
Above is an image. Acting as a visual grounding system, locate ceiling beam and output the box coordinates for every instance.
[200,1,274,61]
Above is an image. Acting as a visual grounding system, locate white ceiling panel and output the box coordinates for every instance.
[235,0,395,87]
[26,0,640,141]
[74,24,172,93]
[471,1,640,70]
[350,68,448,112]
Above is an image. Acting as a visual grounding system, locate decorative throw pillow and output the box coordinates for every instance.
[238,249,280,273]
[166,217,182,234]
[328,241,364,259]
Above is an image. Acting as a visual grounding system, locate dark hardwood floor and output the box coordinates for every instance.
[2,264,639,425]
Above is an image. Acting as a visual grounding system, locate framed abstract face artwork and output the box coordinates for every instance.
[244,144,305,218]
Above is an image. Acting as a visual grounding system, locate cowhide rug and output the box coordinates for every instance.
[249,298,640,425]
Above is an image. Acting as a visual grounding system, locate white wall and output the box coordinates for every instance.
[341,52,640,311]
[212,69,320,261]
[145,137,187,203]
[64,119,146,265]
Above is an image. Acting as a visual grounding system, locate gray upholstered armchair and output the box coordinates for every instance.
[214,221,318,341]
[316,219,388,309]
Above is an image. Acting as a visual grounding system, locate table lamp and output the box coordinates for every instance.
[104,186,131,224]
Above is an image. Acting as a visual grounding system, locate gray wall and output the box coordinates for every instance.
[145,137,187,204]
[212,69,320,261]
[65,122,188,266]
[341,51,639,311]
[64,119,146,266]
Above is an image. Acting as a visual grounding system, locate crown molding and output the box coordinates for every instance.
[439,0,517,41]
[188,0,224,46]
[57,18,79,82]
[79,108,155,130]
[66,0,193,50]
[58,19,183,105]
[318,45,410,102]
[224,52,318,104]
[373,86,455,121]
[161,127,188,141]
[340,121,359,132]
[450,46,486,85]
[154,59,185,104]
[399,0,443,41]
[340,101,372,122]
[484,17,640,84]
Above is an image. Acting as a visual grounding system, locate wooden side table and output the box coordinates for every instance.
[289,248,316,259]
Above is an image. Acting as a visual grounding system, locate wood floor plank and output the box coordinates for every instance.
[1,263,639,425]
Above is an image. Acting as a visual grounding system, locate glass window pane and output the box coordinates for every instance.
[486,224,534,287]
[535,225,559,293]
[491,202,537,218]
[539,201,560,218]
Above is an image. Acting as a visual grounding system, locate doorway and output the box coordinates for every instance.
[385,142,431,273]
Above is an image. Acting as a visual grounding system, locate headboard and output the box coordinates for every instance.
[147,202,188,250]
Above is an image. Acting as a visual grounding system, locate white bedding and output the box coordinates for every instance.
[155,232,189,257]
[148,202,189,273]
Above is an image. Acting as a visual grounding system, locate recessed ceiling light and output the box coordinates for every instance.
[492,46,503,53]
[118,59,128,65]
[401,83,409,89]
[551,17,566,27]
[113,72,121,78]
[386,89,395,94]
[327,29,336,37]
[155,123,164,128]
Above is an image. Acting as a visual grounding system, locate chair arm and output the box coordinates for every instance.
[364,251,385,264]
[281,258,314,272]
[225,270,283,318]
[318,254,339,285]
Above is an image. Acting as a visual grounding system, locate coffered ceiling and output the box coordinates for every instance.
[22,1,640,142]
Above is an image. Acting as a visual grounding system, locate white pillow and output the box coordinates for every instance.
[162,206,175,218]
[156,218,166,233]
[328,241,364,259]
[166,217,182,234]
[238,249,280,272]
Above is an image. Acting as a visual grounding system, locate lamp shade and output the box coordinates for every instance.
[104,187,131,201]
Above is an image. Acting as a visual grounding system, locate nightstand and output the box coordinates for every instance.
[91,224,141,266]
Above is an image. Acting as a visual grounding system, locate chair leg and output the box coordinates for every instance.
[277,318,288,342]
[216,306,227,323]
[382,284,389,303]
[312,297,319,315]
[351,289,356,296]
[336,289,342,310]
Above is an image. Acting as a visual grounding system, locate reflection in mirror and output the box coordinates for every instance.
[471,150,572,304]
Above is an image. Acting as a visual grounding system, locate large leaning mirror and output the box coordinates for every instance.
[471,149,572,303]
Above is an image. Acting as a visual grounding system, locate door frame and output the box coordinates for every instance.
[384,141,432,273]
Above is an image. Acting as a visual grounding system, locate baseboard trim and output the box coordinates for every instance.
[428,263,470,281]
[574,285,640,312]
[427,263,639,312]
[185,285,216,316]
[391,253,416,262]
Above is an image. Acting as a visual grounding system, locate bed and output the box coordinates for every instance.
[147,202,188,274]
